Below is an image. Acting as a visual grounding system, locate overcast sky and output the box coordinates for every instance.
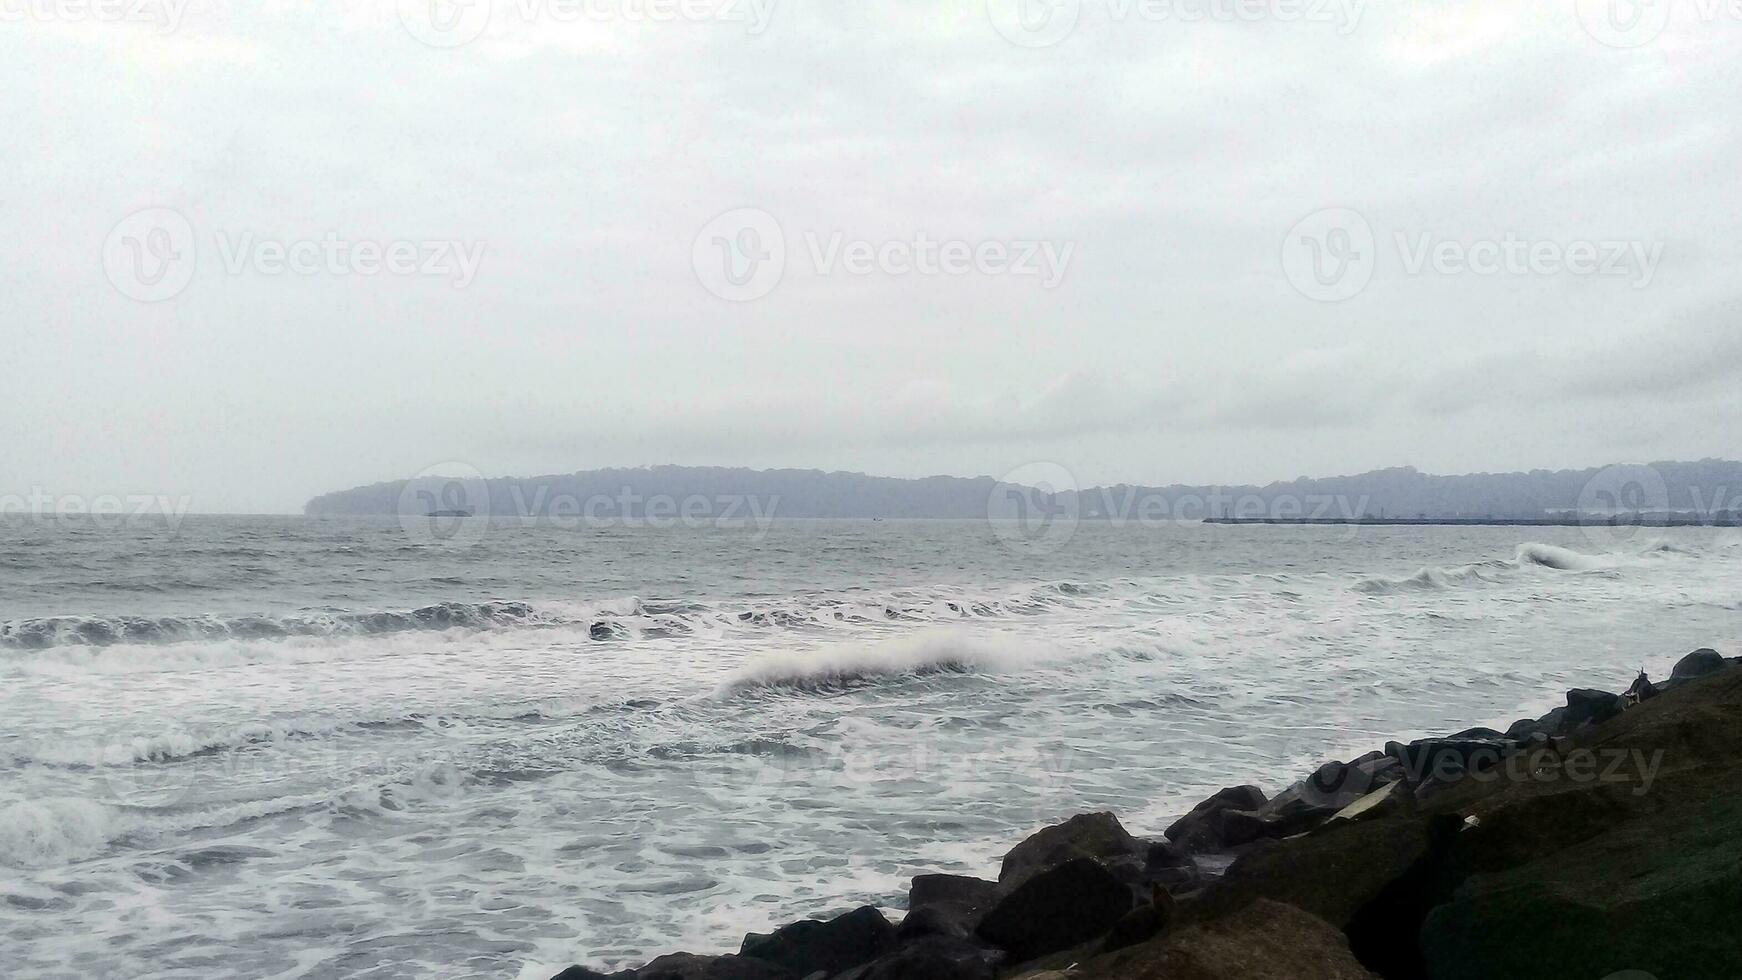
[3,0,1738,513]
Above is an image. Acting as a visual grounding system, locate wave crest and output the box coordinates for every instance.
[721,632,1044,693]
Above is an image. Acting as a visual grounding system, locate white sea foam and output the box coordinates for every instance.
[0,798,128,868]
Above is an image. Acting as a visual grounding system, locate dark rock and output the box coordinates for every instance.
[1100,886,1175,953]
[1218,756,1404,847]
[1214,806,1316,848]
[1534,705,1571,736]
[1502,716,1540,739]
[1214,814,1444,929]
[1563,688,1623,730]
[1073,899,1379,979]
[997,812,1141,890]
[1671,647,1728,682]
[1301,753,1404,801]
[1386,737,1508,785]
[893,906,962,941]
[975,857,1133,963]
[1143,837,1189,869]
[738,906,893,978]
[1144,861,1201,896]
[1510,730,1550,753]
[1164,785,1267,853]
[901,874,996,939]
[833,936,998,980]
[1445,726,1505,741]
[907,873,996,913]
[550,968,615,980]
[634,953,796,980]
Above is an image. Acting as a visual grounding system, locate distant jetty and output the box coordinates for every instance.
[1204,514,1742,526]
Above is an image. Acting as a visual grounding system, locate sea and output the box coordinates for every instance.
[3,516,1739,978]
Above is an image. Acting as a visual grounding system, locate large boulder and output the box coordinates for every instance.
[1211,812,1461,978]
[1562,688,1624,731]
[739,906,893,977]
[1066,899,1379,979]
[900,874,998,940]
[832,936,999,980]
[1385,735,1508,789]
[999,813,1142,890]
[1270,755,1403,814]
[1164,786,1267,854]
[976,857,1134,964]
[1668,647,1728,686]
[632,953,796,980]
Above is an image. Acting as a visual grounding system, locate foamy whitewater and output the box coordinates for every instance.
[3,517,1740,978]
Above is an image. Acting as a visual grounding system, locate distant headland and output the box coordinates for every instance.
[305,459,1742,523]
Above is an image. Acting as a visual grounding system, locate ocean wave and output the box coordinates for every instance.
[1353,540,1665,594]
[5,697,617,768]
[720,632,1049,693]
[0,600,544,651]
[1,581,1113,653]
[0,798,129,868]
[1512,542,1614,570]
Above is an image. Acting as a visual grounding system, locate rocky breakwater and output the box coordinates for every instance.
[548,648,1742,980]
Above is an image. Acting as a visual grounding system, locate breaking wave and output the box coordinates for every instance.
[1353,540,1682,594]
[721,632,1050,693]
[0,601,544,650]
[1,581,1113,653]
